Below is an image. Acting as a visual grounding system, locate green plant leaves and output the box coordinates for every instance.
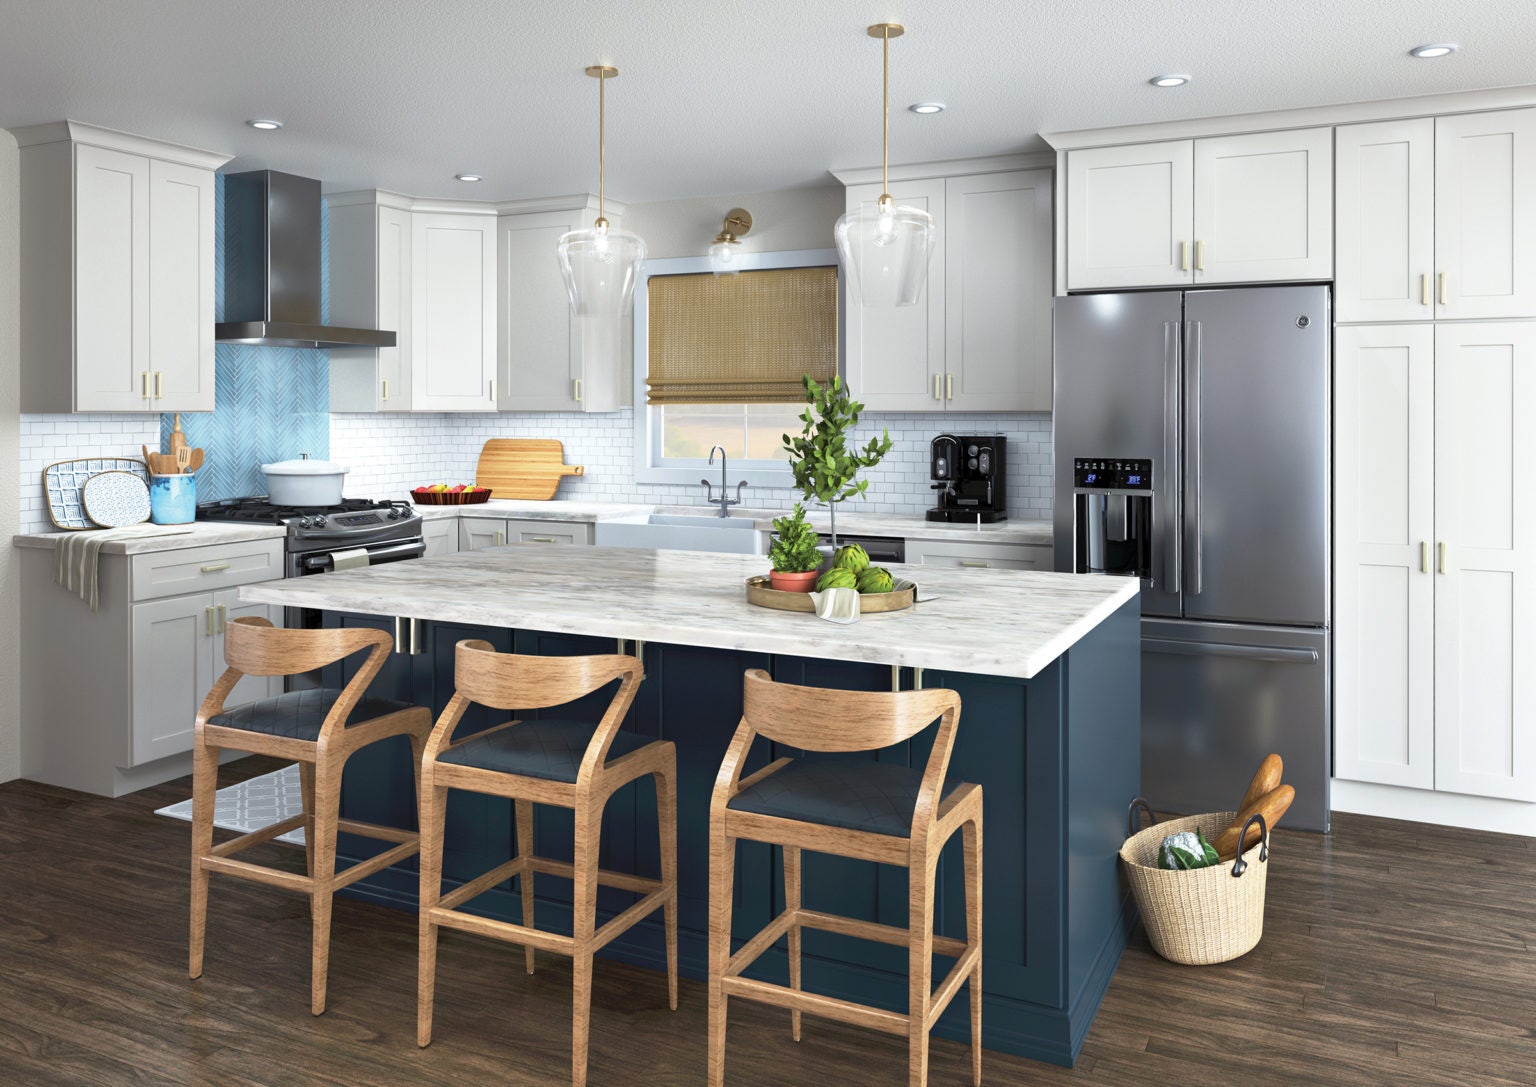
[768,502,823,573]
[781,374,893,508]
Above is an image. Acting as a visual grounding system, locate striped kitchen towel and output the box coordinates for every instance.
[54,525,195,611]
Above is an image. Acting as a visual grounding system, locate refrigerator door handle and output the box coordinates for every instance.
[1184,319,1204,595]
[1162,320,1181,595]
[1143,638,1319,664]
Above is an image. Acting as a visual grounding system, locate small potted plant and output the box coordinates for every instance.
[782,374,893,548]
[768,503,823,592]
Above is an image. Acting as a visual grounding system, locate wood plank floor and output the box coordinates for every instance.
[1,756,1533,1086]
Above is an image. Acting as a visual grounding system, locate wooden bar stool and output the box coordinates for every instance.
[189,616,433,1015]
[417,640,679,1087]
[708,669,984,1087]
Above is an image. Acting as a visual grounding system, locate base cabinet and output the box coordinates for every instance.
[458,517,594,551]
[1335,323,1536,801]
[904,538,1051,571]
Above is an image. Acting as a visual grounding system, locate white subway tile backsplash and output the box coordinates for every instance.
[18,413,164,534]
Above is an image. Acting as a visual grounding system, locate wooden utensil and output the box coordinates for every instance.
[169,413,188,459]
[187,448,205,473]
[176,446,192,473]
[474,439,584,500]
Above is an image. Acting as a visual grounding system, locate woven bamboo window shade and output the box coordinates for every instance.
[645,266,838,404]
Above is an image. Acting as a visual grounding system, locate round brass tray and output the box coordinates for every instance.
[744,575,916,613]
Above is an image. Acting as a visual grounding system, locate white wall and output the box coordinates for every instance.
[1,131,21,783]
[623,184,846,259]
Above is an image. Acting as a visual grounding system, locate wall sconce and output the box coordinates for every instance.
[708,208,753,275]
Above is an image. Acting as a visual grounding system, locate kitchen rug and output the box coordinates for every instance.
[155,763,306,846]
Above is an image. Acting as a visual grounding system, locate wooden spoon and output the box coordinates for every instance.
[187,448,205,473]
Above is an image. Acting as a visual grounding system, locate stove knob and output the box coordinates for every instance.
[387,508,402,520]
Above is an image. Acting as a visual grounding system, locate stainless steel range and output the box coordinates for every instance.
[196,497,425,578]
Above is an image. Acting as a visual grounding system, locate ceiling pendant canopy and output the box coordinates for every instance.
[557,64,647,318]
[833,23,936,308]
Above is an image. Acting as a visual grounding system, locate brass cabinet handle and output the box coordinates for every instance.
[573,378,582,402]
[410,616,421,656]
[1438,272,1448,306]
[205,607,214,637]
[1195,240,1205,272]
[946,373,954,400]
[488,379,496,402]
[216,604,227,633]
[494,530,505,546]
[1179,240,1189,272]
[393,615,404,655]
[526,536,558,543]
[141,371,150,399]
[200,562,230,574]
[153,371,163,398]
[381,378,389,402]
[1420,274,1430,307]
[1438,541,1448,575]
[933,374,942,401]
[959,559,991,569]
[1420,541,1429,574]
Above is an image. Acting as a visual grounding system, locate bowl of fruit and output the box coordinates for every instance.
[410,484,492,506]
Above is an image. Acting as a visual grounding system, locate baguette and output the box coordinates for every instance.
[1238,753,1284,813]
[1214,784,1294,860]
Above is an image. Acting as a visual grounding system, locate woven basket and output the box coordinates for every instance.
[1120,799,1270,966]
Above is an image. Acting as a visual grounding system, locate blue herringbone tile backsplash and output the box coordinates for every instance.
[161,173,330,501]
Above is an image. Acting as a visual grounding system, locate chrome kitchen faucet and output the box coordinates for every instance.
[702,445,748,517]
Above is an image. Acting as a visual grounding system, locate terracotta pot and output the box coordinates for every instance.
[768,569,819,593]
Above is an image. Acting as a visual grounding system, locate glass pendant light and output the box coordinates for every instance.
[834,24,936,308]
[557,65,647,317]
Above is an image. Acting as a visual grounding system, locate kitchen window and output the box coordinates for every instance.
[632,248,842,488]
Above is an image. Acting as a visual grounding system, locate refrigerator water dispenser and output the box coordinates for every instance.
[1072,458,1153,580]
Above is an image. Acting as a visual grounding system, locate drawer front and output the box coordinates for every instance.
[129,540,283,602]
[904,539,1051,571]
[507,519,593,546]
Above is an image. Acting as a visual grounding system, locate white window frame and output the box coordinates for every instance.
[631,248,842,487]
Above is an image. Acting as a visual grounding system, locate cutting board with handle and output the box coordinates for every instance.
[474,439,585,500]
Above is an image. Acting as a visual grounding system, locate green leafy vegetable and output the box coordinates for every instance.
[1157,828,1220,871]
[768,503,823,574]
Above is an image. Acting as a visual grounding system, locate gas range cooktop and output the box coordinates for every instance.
[196,496,420,539]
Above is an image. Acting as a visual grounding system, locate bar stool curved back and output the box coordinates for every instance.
[189,616,434,1016]
[417,639,679,1087]
[709,667,984,1087]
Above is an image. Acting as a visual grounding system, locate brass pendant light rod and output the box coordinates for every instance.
[867,23,903,211]
[585,64,618,228]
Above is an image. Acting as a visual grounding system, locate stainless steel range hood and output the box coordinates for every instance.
[214,170,397,349]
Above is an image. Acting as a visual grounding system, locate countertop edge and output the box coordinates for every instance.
[13,524,288,554]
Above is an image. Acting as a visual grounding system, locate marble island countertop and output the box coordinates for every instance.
[241,543,1133,680]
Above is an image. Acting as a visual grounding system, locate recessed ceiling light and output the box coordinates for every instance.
[909,102,946,115]
[1149,74,1190,88]
[455,173,483,182]
[246,119,283,130]
[1409,43,1457,59]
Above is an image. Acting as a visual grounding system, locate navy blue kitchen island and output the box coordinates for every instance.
[243,544,1140,1067]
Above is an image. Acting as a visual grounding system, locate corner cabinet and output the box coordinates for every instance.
[328,193,414,410]
[14,121,227,413]
[840,163,1054,412]
[1064,128,1332,290]
[412,210,498,411]
[1335,322,1536,801]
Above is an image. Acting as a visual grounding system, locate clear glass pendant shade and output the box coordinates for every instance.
[557,224,647,318]
[834,201,936,308]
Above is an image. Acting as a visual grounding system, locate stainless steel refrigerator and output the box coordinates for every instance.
[1053,286,1331,831]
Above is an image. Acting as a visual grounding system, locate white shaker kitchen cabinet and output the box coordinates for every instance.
[1192,128,1333,284]
[14,122,228,413]
[497,203,628,413]
[1333,325,1436,790]
[459,516,506,552]
[1065,141,1194,290]
[328,194,413,411]
[1433,322,1536,802]
[943,170,1054,411]
[1434,108,1536,320]
[412,211,498,411]
[842,177,947,412]
[422,518,459,557]
[129,594,216,767]
[1335,119,1437,323]
[459,517,593,551]
[903,538,1052,571]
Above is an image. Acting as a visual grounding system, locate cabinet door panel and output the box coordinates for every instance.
[1335,120,1436,323]
[904,539,1050,571]
[130,594,212,766]
[843,179,947,411]
[1433,323,1536,800]
[945,170,1053,411]
[422,518,458,557]
[412,213,497,410]
[75,144,150,411]
[499,211,582,411]
[377,206,412,407]
[1066,141,1193,290]
[1333,326,1435,789]
[1193,128,1332,283]
[148,159,215,410]
[1435,109,1536,319]
[458,516,506,551]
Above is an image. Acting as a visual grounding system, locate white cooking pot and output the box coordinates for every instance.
[261,457,350,507]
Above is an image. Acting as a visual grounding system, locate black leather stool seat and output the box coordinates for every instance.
[728,758,960,837]
[208,688,418,742]
[438,719,652,783]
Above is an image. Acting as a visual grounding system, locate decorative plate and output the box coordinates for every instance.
[81,471,151,528]
[43,457,152,530]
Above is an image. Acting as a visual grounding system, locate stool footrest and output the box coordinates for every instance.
[796,909,968,958]
[329,839,421,891]
[593,887,672,951]
[926,945,981,1029]
[207,813,307,859]
[429,907,576,955]
[200,854,312,893]
[720,975,909,1036]
[335,818,417,845]
[437,857,528,912]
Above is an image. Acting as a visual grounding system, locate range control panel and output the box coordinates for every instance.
[1074,458,1153,491]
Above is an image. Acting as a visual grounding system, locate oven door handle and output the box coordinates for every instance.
[302,539,426,572]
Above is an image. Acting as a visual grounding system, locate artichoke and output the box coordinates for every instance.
[816,566,858,592]
[833,543,870,574]
[856,566,894,594]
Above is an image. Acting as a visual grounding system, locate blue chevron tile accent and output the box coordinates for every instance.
[164,173,330,500]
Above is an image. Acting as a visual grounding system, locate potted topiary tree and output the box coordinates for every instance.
[767,503,823,592]
[781,374,893,548]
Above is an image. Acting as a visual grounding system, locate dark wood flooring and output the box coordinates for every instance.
[1,756,1533,1086]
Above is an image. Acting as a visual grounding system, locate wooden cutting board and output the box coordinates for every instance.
[474,439,585,500]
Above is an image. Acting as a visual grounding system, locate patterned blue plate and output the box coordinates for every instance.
[43,457,152,530]
[81,471,151,528]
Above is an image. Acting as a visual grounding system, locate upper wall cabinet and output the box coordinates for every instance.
[1065,128,1332,290]
[1336,108,1536,322]
[328,193,413,410]
[496,199,630,413]
[412,211,497,411]
[841,162,1053,412]
[14,122,227,413]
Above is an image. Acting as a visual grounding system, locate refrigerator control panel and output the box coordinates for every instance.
[1074,458,1153,491]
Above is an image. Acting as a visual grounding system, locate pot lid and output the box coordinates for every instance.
[261,458,350,476]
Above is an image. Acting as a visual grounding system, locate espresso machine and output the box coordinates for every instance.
[1070,457,1153,580]
[927,434,1007,523]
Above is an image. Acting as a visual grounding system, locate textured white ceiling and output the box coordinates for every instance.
[1,0,1531,202]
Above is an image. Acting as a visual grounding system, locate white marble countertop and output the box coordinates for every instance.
[12,522,287,554]
[241,544,1133,680]
[412,499,655,523]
